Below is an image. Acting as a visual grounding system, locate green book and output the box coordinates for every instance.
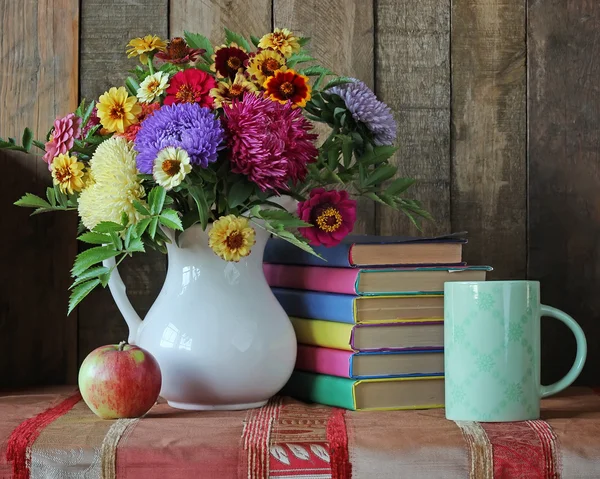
[282,371,444,411]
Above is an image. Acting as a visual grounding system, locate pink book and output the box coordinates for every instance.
[295,344,445,379]
[264,263,358,295]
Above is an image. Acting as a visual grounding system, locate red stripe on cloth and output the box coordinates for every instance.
[481,420,559,479]
[527,420,560,478]
[6,391,82,479]
[326,409,351,479]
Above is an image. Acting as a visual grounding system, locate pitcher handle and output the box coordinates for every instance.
[539,305,587,398]
[103,257,143,344]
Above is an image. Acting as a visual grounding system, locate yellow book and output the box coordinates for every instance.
[290,316,444,351]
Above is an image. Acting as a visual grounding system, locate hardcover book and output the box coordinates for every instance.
[296,344,444,379]
[281,371,445,411]
[265,264,491,295]
[264,233,467,267]
[273,289,445,323]
[290,316,444,352]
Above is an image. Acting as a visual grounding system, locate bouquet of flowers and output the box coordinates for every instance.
[1,28,430,313]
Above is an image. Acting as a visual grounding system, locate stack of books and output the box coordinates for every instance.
[264,234,492,411]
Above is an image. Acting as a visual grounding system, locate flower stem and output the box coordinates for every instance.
[147,56,155,75]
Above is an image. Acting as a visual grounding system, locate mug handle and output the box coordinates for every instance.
[540,305,587,398]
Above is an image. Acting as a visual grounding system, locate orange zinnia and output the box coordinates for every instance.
[263,69,311,108]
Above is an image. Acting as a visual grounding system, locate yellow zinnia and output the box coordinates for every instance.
[208,215,256,262]
[126,35,167,64]
[210,72,259,108]
[258,28,300,58]
[96,87,142,134]
[78,137,146,230]
[51,154,85,195]
[246,49,287,86]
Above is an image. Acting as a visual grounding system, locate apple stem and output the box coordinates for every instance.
[118,341,128,351]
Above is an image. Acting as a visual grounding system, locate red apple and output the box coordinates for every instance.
[78,341,161,419]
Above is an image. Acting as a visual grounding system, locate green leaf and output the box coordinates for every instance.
[133,200,151,216]
[21,128,33,151]
[341,135,353,168]
[14,193,51,209]
[286,53,316,68]
[109,231,123,250]
[93,221,125,234]
[250,35,261,48]
[148,186,167,215]
[68,279,101,315]
[46,187,57,207]
[82,100,95,125]
[298,65,334,77]
[195,63,213,73]
[32,140,46,151]
[184,31,214,61]
[75,99,85,118]
[159,209,183,230]
[30,207,59,216]
[188,185,210,229]
[256,208,312,228]
[54,185,68,208]
[363,165,398,187]
[327,144,340,169]
[72,246,119,277]
[386,177,416,196]
[224,27,251,52]
[324,76,353,90]
[135,217,152,237]
[127,236,145,253]
[357,145,397,166]
[77,231,111,245]
[228,180,254,208]
[124,224,135,249]
[298,37,311,47]
[148,217,159,239]
[69,266,110,289]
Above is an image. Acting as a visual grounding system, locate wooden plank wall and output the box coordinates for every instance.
[1,0,598,386]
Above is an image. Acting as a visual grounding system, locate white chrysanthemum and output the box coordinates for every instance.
[78,137,146,229]
[137,71,170,104]
[153,146,192,190]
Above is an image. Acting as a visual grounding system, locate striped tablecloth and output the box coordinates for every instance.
[1,387,599,478]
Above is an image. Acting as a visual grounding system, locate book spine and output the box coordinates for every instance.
[295,345,353,378]
[264,264,359,294]
[282,371,356,410]
[350,321,444,352]
[290,317,354,351]
[273,288,357,324]
[264,238,352,267]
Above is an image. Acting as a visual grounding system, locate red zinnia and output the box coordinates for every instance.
[297,188,357,247]
[212,44,249,79]
[155,37,204,64]
[163,69,216,108]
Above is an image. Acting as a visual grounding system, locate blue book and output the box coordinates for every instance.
[264,233,468,267]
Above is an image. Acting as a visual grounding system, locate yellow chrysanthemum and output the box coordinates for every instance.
[97,87,142,134]
[210,72,259,108]
[51,154,85,195]
[246,49,287,86]
[208,215,256,262]
[258,28,300,58]
[137,71,170,103]
[78,137,146,230]
[126,35,167,64]
[153,146,191,190]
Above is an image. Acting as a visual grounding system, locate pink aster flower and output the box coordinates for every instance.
[222,94,318,191]
[43,113,82,169]
[297,188,357,247]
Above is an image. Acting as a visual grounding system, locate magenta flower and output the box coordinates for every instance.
[222,94,317,192]
[43,113,82,169]
[297,188,357,247]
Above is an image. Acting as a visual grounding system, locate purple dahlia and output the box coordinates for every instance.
[328,79,397,146]
[134,103,224,173]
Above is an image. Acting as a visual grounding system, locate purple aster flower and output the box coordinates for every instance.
[328,79,397,146]
[134,103,224,173]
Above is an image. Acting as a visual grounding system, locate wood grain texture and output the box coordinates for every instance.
[0,0,79,386]
[273,0,376,234]
[528,0,600,386]
[78,0,169,362]
[376,0,451,237]
[170,0,271,43]
[451,0,526,278]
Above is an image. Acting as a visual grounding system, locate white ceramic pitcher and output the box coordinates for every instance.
[103,223,297,410]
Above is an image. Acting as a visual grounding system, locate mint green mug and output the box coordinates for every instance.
[444,281,586,422]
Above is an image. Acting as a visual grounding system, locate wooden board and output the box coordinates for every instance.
[528,0,600,386]
[376,0,451,237]
[0,0,79,386]
[273,0,376,234]
[78,0,169,362]
[451,0,526,278]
